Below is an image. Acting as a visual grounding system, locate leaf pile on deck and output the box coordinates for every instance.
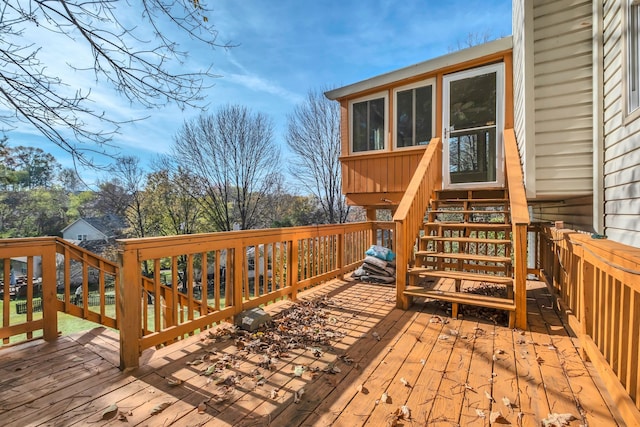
[186,296,351,408]
[434,283,509,325]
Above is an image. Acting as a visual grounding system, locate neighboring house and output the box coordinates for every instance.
[325,0,640,249]
[61,215,126,242]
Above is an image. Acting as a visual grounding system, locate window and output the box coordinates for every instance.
[394,80,435,148]
[350,93,387,153]
[77,234,87,241]
[628,1,640,113]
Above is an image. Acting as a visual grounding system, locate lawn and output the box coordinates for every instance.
[1,294,227,346]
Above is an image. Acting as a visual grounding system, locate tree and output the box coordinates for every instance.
[256,173,325,228]
[145,167,203,236]
[172,105,280,231]
[1,1,231,166]
[111,155,158,238]
[286,88,349,224]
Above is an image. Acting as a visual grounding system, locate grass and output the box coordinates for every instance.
[1,293,230,346]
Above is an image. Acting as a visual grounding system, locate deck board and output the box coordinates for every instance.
[0,278,624,426]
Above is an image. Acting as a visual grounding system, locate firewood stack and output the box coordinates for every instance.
[353,245,396,284]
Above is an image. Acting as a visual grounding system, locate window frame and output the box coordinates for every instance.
[348,91,389,155]
[626,0,640,117]
[393,79,436,150]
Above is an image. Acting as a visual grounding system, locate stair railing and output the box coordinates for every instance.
[392,137,442,309]
[504,128,530,329]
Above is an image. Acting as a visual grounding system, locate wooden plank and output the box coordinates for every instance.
[409,269,513,285]
[426,318,478,424]
[415,251,511,263]
[452,322,495,426]
[253,288,401,426]
[488,327,520,425]
[361,304,442,426]
[404,287,515,312]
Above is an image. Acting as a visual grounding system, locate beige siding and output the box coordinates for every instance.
[532,0,594,197]
[602,0,640,247]
[512,0,536,196]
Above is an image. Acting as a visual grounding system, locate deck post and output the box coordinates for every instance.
[289,238,299,300]
[41,239,58,341]
[513,223,528,330]
[337,233,344,280]
[118,246,142,370]
[395,219,410,309]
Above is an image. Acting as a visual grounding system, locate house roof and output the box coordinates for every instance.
[61,214,126,238]
[325,36,513,100]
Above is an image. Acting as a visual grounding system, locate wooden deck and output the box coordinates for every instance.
[0,278,623,426]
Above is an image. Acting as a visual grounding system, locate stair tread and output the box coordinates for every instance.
[404,286,516,311]
[415,251,511,263]
[408,268,513,284]
[421,236,511,244]
[430,210,509,214]
[434,198,509,203]
[424,222,512,229]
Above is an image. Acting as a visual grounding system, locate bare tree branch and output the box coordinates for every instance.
[286,88,349,224]
[171,105,280,231]
[0,0,234,167]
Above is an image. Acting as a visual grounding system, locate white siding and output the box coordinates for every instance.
[62,220,107,241]
[512,0,536,197]
[532,0,594,197]
[603,0,640,247]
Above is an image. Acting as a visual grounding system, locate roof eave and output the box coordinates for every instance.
[325,36,513,100]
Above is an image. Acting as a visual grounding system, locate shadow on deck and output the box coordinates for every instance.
[0,278,623,426]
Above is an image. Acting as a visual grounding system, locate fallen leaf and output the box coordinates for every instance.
[541,413,577,427]
[294,387,305,404]
[167,378,183,387]
[476,408,486,418]
[438,334,450,341]
[372,332,381,341]
[400,377,410,387]
[101,404,118,420]
[380,391,389,403]
[502,396,512,410]
[400,405,411,420]
[485,390,495,402]
[490,410,507,424]
[197,401,207,414]
[293,365,304,377]
[150,402,171,415]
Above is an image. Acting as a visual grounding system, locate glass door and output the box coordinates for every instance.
[442,63,504,188]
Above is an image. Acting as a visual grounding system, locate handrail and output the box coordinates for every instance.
[118,221,394,368]
[504,128,530,330]
[503,129,530,225]
[536,225,640,427]
[0,237,119,344]
[392,137,442,309]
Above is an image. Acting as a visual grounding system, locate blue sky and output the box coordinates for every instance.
[4,0,512,186]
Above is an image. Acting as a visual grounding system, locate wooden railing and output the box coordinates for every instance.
[0,237,119,344]
[392,137,442,309]
[118,221,394,368]
[536,225,640,426]
[504,128,530,330]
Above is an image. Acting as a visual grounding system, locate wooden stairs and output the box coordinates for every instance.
[404,188,518,325]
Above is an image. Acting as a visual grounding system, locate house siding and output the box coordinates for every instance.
[531,195,593,231]
[532,0,594,197]
[62,220,108,241]
[512,0,533,195]
[602,0,640,247]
